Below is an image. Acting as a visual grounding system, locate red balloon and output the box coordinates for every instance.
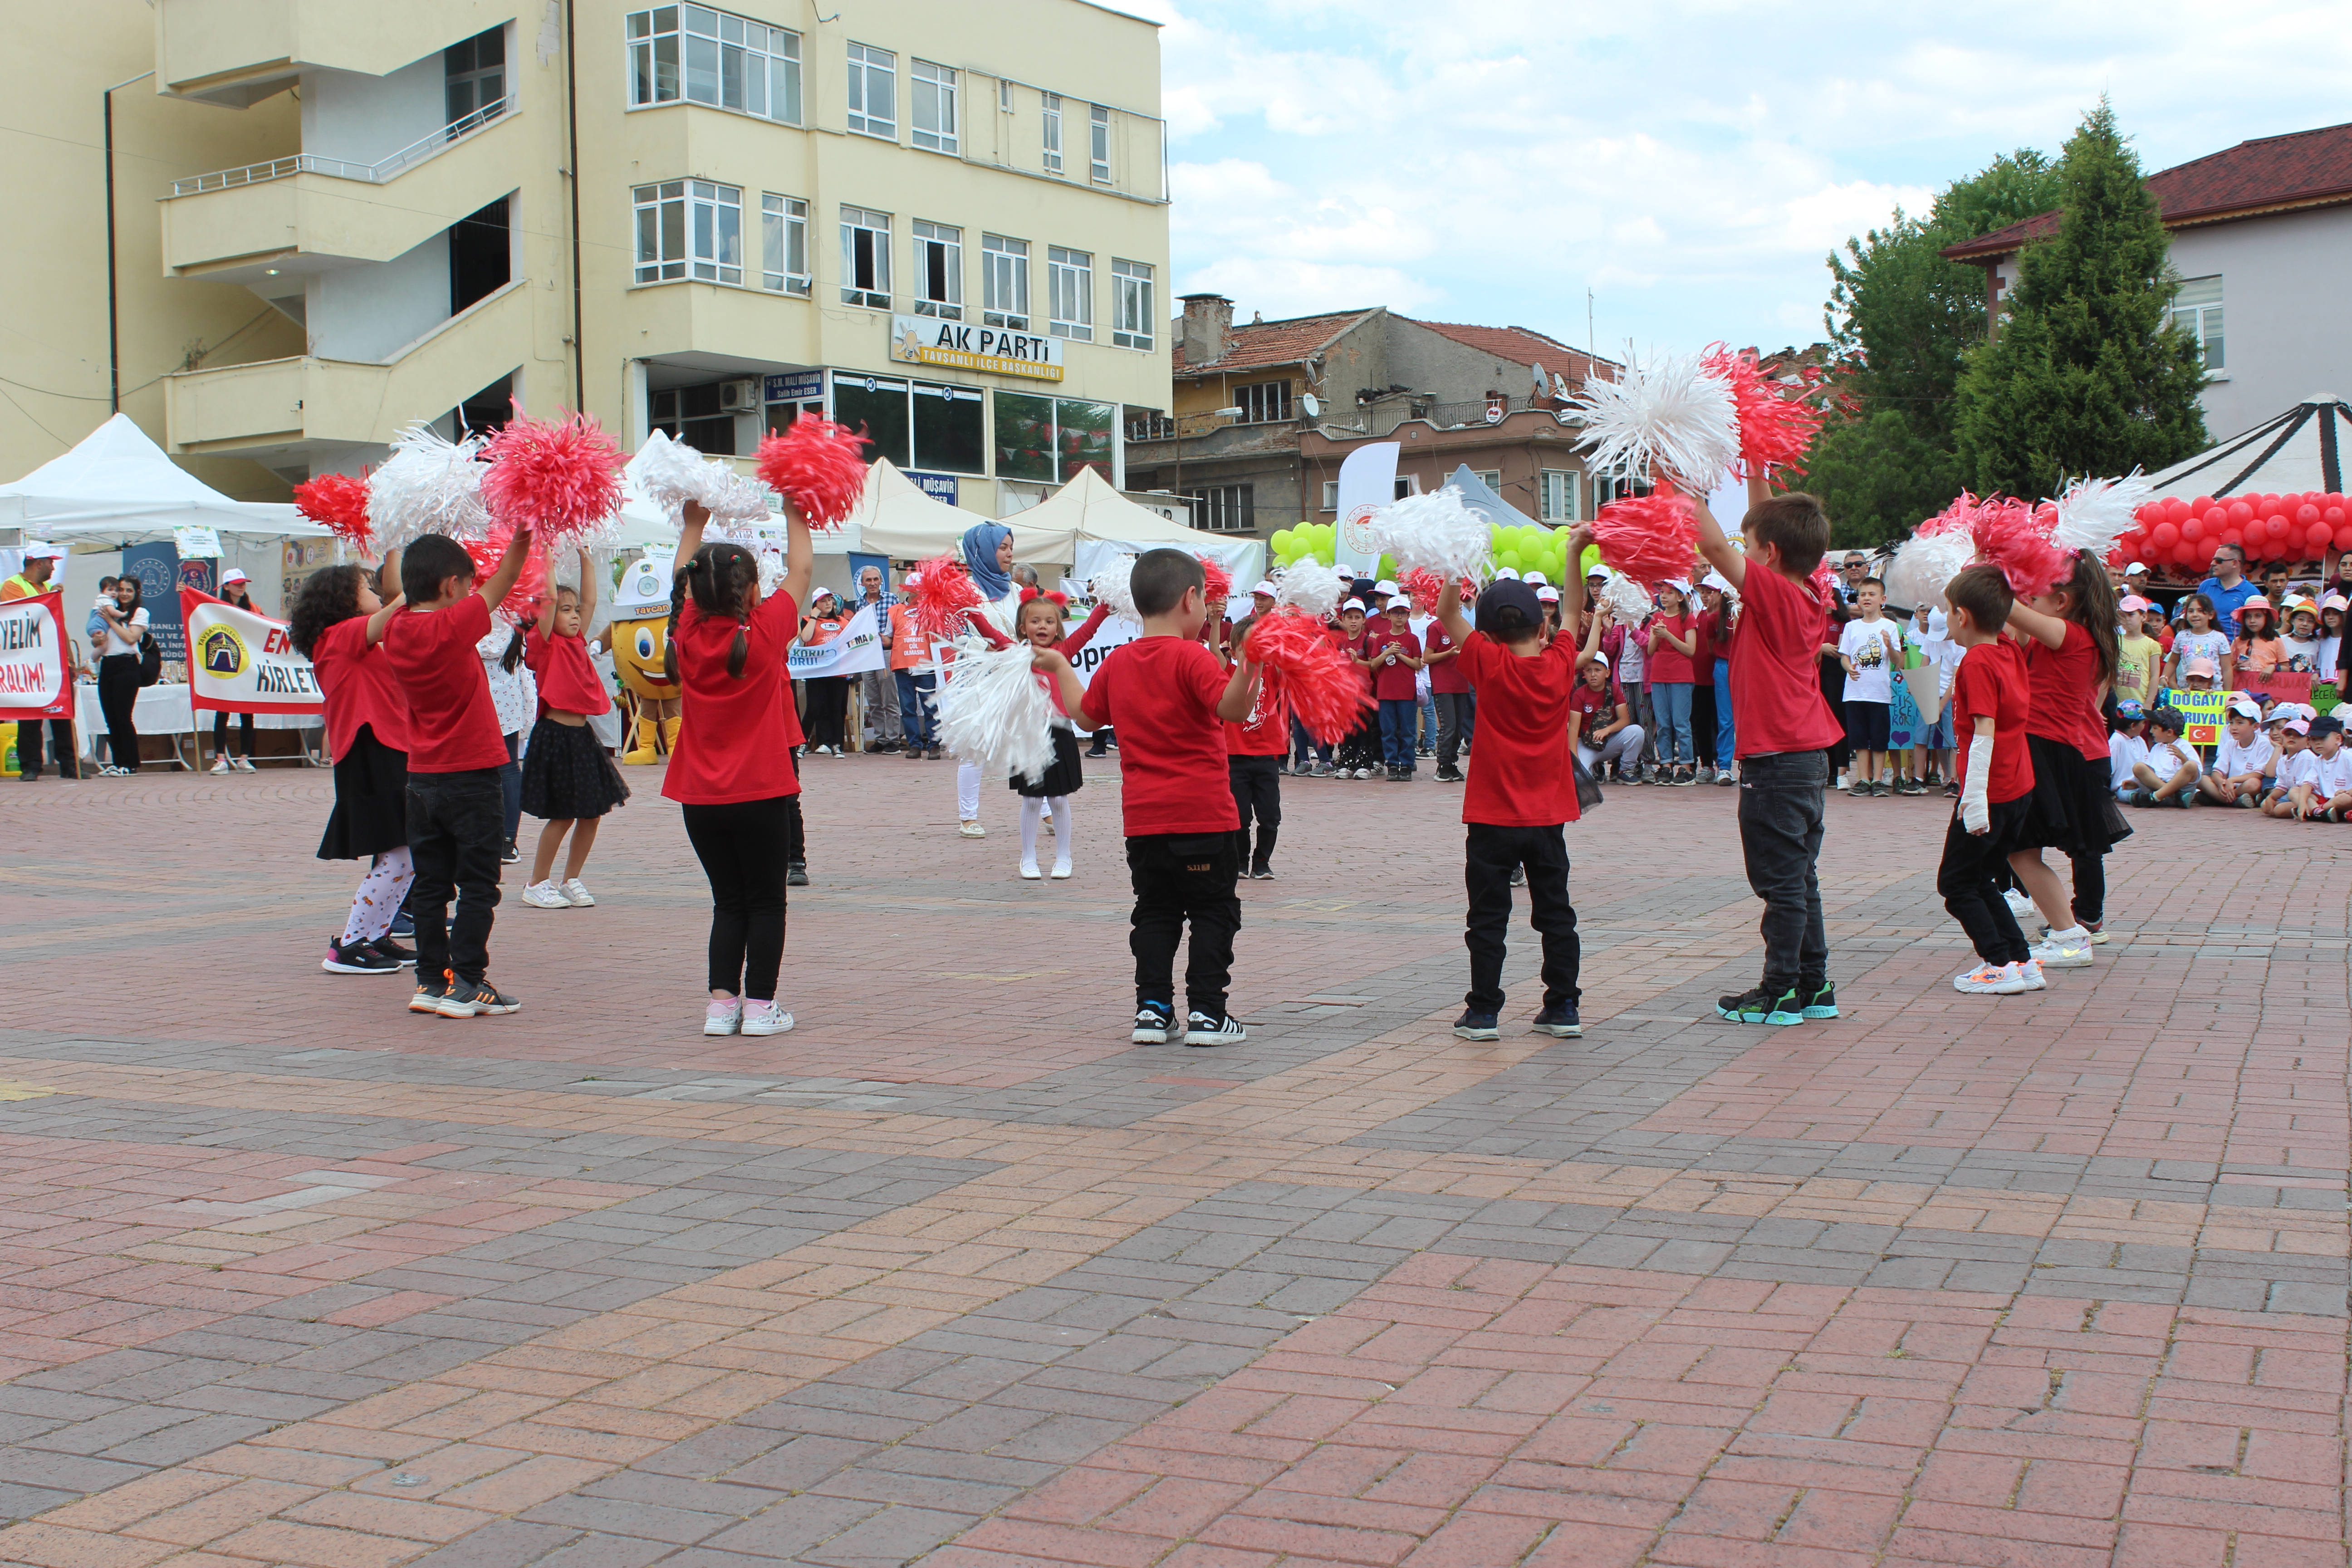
[2189,494,2216,514]
[2298,504,2323,526]
[2151,520,2180,548]
[2172,541,2198,566]
[2334,524,2352,551]
[2162,497,2190,526]
[2228,500,2254,524]
[2181,515,2205,543]
[2327,506,2347,527]
[2266,514,2290,541]
[2220,527,2244,547]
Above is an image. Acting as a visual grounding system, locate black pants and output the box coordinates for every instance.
[407,768,504,985]
[1691,681,1717,768]
[15,718,77,779]
[785,744,805,865]
[1088,725,1116,755]
[804,676,849,749]
[1228,755,1282,869]
[1818,662,1849,774]
[1737,750,1828,996]
[1337,713,1379,772]
[682,796,793,999]
[213,709,254,758]
[1938,798,2031,964]
[98,655,141,772]
[1434,691,1474,768]
[1127,832,1241,1017]
[1464,823,1581,1014]
[2067,849,2105,927]
[499,732,523,846]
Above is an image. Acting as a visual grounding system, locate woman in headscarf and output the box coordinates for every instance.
[952,522,1022,836]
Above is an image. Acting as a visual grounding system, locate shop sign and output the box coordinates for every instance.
[889,317,1064,382]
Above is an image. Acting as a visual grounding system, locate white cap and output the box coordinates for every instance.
[1251,580,1276,597]
[810,586,837,603]
[1373,579,1398,596]
[23,542,64,560]
[1536,586,1560,603]
[1342,598,1366,613]
[2123,561,2150,575]
[1702,571,1732,593]
[1494,567,1521,582]
[1589,651,1610,667]
[1661,577,1691,596]
[1524,572,1548,587]
[220,567,250,586]
[1385,596,1411,611]
[2227,696,2263,718]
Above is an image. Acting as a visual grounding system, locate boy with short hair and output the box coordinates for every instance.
[1433,548,1588,1042]
[1938,564,2042,995]
[2131,709,2200,808]
[1364,598,1425,781]
[2262,719,2313,816]
[1036,548,1260,1045]
[1833,577,1900,795]
[383,529,534,1018]
[2292,715,2352,822]
[2199,698,2273,807]
[1695,484,1847,1026]
[2107,700,2150,801]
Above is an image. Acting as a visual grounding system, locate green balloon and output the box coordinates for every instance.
[1270,529,1294,553]
[1581,544,1602,577]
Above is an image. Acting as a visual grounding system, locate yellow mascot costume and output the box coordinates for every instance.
[607,553,681,763]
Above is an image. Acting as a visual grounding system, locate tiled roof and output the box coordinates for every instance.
[1944,119,2352,262]
[1171,309,1374,374]
[1405,319,1614,378]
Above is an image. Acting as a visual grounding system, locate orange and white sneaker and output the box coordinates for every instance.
[1953,963,2027,995]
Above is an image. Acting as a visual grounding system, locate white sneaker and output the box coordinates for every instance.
[704,999,743,1035]
[232,756,256,772]
[958,820,986,838]
[209,757,233,774]
[1837,773,1851,790]
[1051,860,1072,879]
[1019,860,1041,880]
[1354,767,1373,780]
[520,881,570,909]
[2003,888,2038,918]
[560,878,595,907]
[2008,959,2047,991]
[742,1000,794,1036]
[1954,962,2025,995]
[1184,1010,1248,1045]
[2029,929,2094,968]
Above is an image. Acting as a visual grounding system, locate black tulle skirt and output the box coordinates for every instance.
[2015,733,2132,855]
[1010,725,1086,799]
[318,725,408,861]
[521,717,631,820]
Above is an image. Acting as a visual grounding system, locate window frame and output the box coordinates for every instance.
[2170,274,2224,371]
[1047,245,1092,341]
[1538,468,1580,523]
[839,204,892,309]
[626,5,801,123]
[1041,92,1063,175]
[1320,479,1339,513]
[1089,102,1111,184]
[910,58,958,154]
[632,178,743,286]
[445,26,506,127]
[845,40,896,139]
[1234,380,1291,425]
[1110,259,1153,351]
[981,233,1029,331]
[1183,483,1255,534]
[911,219,963,320]
[760,192,809,296]
[994,390,1117,485]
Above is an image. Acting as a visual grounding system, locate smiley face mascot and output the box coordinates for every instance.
[607,552,681,763]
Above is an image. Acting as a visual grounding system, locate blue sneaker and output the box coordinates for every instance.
[389,910,416,939]
[1800,983,1839,1020]
[1718,987,1805,1026]
[1531,1002,1583,1037]
[1452,1009,1499,1041]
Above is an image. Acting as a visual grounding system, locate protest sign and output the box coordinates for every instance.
[181,588,323,714]
[2170,687,2229,745]
[785,603,885,678]
[0,592,71,720]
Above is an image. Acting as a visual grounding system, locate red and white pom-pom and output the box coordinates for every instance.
[1970,495,2072,595]
[755,418,870,529]
[294,472,373,551]
[1807,559,1840,600]
[1244,611,1369,744]
[1400,568,1446,615]
[1591,485,1702,585]
[1088,553,1140,622]
[480,409,626,548]
[1368,486,1493,582]
[1196,553,1233,603]
[461,529,549,620]
[936,641,1058,785]
[1884,527,1978,612]
[633,429,771,527]
[909,553,982,643]
[1917,491,1980,538]
[2049,473,2151,557]
[1700,344,1830,479]
[1598,572,1653,624]
[368,423,488,546]
[1567,351,1741,490]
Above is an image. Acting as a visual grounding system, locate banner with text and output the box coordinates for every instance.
[1333,443,1400,578]
[0,591,72,719]
[2170,687,2230,746]
[785,604,886,679]
[181,588,323,714]
[2233,669,2315,707]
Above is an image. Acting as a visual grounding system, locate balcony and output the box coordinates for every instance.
[156,0,517,107]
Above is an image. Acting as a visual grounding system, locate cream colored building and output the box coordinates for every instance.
[12,0,1171,516]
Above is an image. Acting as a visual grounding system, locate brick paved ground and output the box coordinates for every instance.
[0,754,2346,1568]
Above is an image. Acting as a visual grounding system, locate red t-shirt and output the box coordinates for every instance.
[1730,564,1843,760]
[1648,613,1697,683]
[1422,620,1469,694]
[1337,627,1374,697]
[380,594,506,774]
[1691,610,1724,685]
[1081,637,1238,835]
[662,590,804,805]
[309,615,412,762]
[1457,632,1582,827]
[2024,619,2107,761]
[1365,623,1421,701]
[1566,679,1617,743]
[1224,660,1289,755]
[526,628,611,717]
[1953,640,2034,803]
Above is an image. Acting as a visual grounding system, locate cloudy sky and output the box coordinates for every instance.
[1107,0,2352,360]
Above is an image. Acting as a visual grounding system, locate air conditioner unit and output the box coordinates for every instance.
[717,379,760,412]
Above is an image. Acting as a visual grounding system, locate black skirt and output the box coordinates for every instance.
[2015,733,2132,855]
[521,716,632,820]
[1011,725,1086,799]
[318,725,408,861]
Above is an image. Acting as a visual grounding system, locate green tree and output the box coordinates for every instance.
[1955,101,2209,496]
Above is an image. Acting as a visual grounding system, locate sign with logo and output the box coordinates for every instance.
[785,603,886,679]
[888,317,1063,382]
[123,543,186,661]
[1333,443,1399,576]
[764,371,825,405]
[907,471,960,506]
[1484,398,1505,425]
[181,588,323,715]
[0,591,71,719]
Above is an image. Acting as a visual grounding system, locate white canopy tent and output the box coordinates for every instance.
[2142,395,2350,502]
[0,414,313,547]
[850,459,1067,565]
[1025,468,1266,588]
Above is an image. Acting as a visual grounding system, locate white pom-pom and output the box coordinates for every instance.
[634,429,772,527]
[368,423,489,547]
[936,642,1058,785]
[1566,352,1740,490]
[1600,573,1653,624]
[2050,472,2151,556]
[1273,560,1345,618]
[1366,486,1492,582]
[1883,529,1979,613]
[1088,553,1139,623]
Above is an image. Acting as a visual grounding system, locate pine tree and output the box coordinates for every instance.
[1954,100,2209,497]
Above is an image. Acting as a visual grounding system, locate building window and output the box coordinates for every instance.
[627,6,799,122]
[995,391,1114,483]
[912,220,961,319]
[650,382,743,455]
[911,59,957,154]
[761,194,808,295]
[634,180,741,284]
[830,375,986,474]
[982,234,1029,330]
[1089,103,1111,184]
[1110,260,1153,351]
[445,27,506,125]
[1235,381,1291,424]
[1041,93,1063,175]
[1539,469,1579,522]
[2171,274,2224,370]
[998,78,1014,113]
[839,205,890,308]
[1394,475,1418,500]
[845,41,894,138]
[1320,479,1338,512]
[1048,246,1092,340]
[1319,474,1418,509]
[1472,469,1502,494]
[1184,485,1254,534]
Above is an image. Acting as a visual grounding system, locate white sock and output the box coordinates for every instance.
[1049,796,1072,869]
[1020,796,1043,866]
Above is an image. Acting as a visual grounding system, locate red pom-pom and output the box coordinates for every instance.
[294,472,373,550]
[1400,567,1446,615]
[1243,611,1370,744]
[1592,484,1701,585]
[461,528,548,620]
[755,418,871,529]
[908,552,982,643]
[1969,495,2071,596]
[1808,559,1839,601]
[1700,344,1832,478]
[1196,553,1233,603]
[479,409,625,548]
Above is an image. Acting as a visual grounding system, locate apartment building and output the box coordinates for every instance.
[20,0,1170,514]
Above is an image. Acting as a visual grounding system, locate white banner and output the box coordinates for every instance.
[1071,538,1265,602]
[787,603,886,679]
[0,592,71,718]
[1334,442,1399,576]
[181,588,323,714]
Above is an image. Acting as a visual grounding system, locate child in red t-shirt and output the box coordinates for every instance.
[1936,565,2043,995]
[965,591,1111,879]
[519,548,630,912]
[380,529,534,1019]
[1331,600,1379,778]
[1693,481,1846,1027]
[1422,609,1473,781]
[1362,599,1425,781]
[1433,547,1589,1042]
[1035,549,1260,1045]
[1224,619,1289,879]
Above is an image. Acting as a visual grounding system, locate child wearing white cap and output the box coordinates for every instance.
[208,568,260,772]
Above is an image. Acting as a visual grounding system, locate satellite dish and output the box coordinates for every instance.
[1301,393,1321,418]
[1553,372,1573,399]
[1530,361,1548,398]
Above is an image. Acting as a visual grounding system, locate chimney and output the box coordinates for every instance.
[1180,293,1232,366]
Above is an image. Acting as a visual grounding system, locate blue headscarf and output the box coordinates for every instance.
[960,522,1013,600]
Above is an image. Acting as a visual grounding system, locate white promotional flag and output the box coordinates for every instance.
[785,603,887,679]
[181,588,323,714]
[0,591,71,719]
[1333,442,1399,576]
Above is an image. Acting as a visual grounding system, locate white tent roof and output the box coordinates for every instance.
[1019,467,1265,580]
[0,413,314,544]
[852,458,1069,564]
[2144,396,2350,501]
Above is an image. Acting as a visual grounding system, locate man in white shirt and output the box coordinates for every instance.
[2199,697,2274,807]
[2107,701,2150,799]
[2129,706,2201,807]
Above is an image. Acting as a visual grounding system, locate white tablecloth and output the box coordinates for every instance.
[66,682,322,768]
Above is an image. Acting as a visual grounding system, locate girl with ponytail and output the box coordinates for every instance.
[662,497,814,1037]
